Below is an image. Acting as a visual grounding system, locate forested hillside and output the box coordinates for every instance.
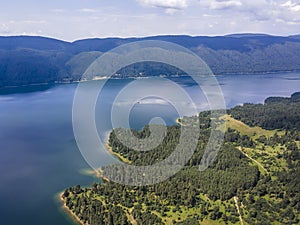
[62,93,300,225]
[1,34,300,87]
[230,92,300,130]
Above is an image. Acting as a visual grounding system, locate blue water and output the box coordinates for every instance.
[0,73,300,225]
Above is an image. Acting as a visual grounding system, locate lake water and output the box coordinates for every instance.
[0,73,300,225]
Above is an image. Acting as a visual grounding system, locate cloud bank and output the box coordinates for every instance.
[137,0,189,9]
[1,0,300,41]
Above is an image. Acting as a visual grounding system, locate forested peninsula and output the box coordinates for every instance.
[61,93,300,225]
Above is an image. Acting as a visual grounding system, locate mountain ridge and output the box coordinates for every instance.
[1,34,300,87]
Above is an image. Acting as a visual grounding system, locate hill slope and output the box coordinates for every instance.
[1,34,300,87]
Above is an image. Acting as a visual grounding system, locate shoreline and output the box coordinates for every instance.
[105,142,131,164]
[175,117,183,126]
[79,168,110,183]
[97,168,110,182]
[59,142,122,225]
[59,192,87,225]
[1,70,300,89]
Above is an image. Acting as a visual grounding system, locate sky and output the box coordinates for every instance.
[0,0,300,41]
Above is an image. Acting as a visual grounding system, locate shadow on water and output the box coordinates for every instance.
[0,83,54,95]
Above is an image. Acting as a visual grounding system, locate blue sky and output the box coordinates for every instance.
[1,0,300,41]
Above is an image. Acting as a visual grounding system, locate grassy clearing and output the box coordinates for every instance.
[200,219,225,225]
[222,115,283,139]
[240,144,287,175]
[224,114,289,176]
[217,114,291,193]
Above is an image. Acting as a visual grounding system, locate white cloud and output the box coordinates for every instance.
[0,23,10,34]
[7,20,47,25]
[51,9,66,13]
[137,0,189,9]
[2,0,300,41]
[198,0,289,22]
[281,0,300,11]
[22,20,47,24]
[165,8,180,14]
[209,0,242,10]
[78,8,98,13]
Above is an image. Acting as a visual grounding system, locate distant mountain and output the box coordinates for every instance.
[289,34,300,40]
[1,34,300,87]
[0,36,71,51]
[225,33,272,38]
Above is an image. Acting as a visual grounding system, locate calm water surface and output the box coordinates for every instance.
[0,73,300,225]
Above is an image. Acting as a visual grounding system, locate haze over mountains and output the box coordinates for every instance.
[1,34,300,87]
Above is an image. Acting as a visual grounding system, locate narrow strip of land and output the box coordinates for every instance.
[127,208,137,225]
[106,143,131,164]
[60,193,87,225]
[237,146,269,174]
[234,196,244,225]
[176,118,184,126]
